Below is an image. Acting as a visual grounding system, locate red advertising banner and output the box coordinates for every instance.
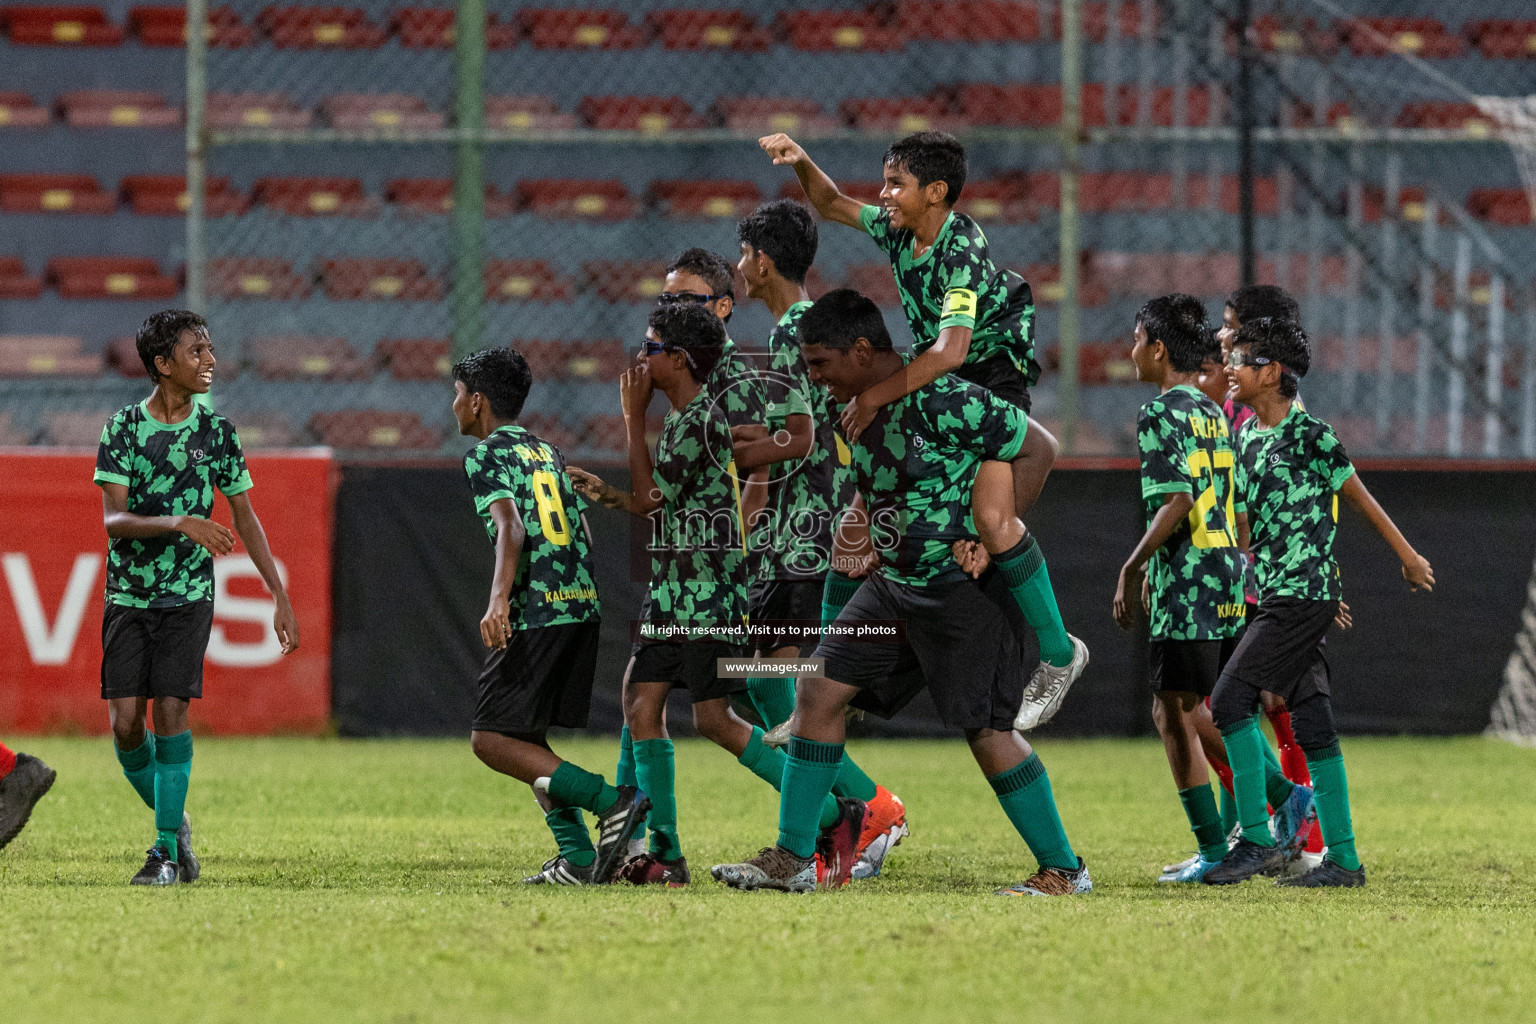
[0,448,334,735]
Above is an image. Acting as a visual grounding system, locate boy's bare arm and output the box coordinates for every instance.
[227,491,298,654]
[842,326,973,442]
[1114,492,1195,630]
[1339,473,1434,591]
[733,415,813,470]
[759,134,866,228]
[101,482,234,555]
[480,498,526,650]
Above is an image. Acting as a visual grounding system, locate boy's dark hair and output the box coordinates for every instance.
[136,309,208,382]
[1135,293,1211,373]
[800,289,894,351]
[1227,284,1300,327]
[649,302,726,383]
[666,247,736,305]
[1233,316,1309,399]
[884,131,967,207]
[737,200,818,284]
[452,346,533,420]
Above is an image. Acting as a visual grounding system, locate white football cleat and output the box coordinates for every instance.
[1014,635,1089,731]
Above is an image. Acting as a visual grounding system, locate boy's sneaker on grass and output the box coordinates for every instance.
[130,845,179,887]
[0,753,56,850]
[1202,838,1290,885]
[1278,849,1326,878]
[522,856,593,886]
[852,786,907,880]
[592,786,651,884]
[1014,636,1090,731]
[1158,854,1222,883]
[1271,785,1316,856]
[711,846,818,893]
[616,853,690,887]
[815,798,868,890]
[177,813,200,883]
[996,858,1092,896]
[1161,852,1199,876]
[1275,858,1366,888]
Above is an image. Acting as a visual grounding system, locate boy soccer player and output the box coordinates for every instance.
[1203,318,1435,887]
[94,310,298,886]
[734,199,910,877]
[0,742,54,850]
[452,347,650,886]
[760,130,1085,728]
[571,304,866,887]
[1114,295,1310,883]
[712,290,1088,896]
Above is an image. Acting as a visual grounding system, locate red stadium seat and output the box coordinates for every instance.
[1,5,124,45]
[1358,184,1429,224]
[0,92,51,128]
[644,9,771,51]
[1467,188,1533,227]
[319,93,445,131]
[517,179,636,220]
[0,257,45,299]
[46,256,179,299]
[895,1,1041,43]
[309,409,441,449]
[1395,101,1495,134]
[1184,174,1279,216]
[122,174,249,217]
[580,414,628,454]
[253,176,371,216]
[1079,172,1175,213]
[1290,100,1357,130]
[44,411,117,444]
[956,83,1059,128]
[389,7,517,49]
[839,96,959,133]
[712,96,841,134]
[845,264,901,308]
[777,179,883,205]
[208,257,311,300]
[517,338,628,380]
[228,411,296,447]
[58,90,180,128]
[483,259,574,301]
[208,92,313,130]
[255,6,387,48]
[954,178,1034,223]
[129,5,256,46]
[517,8,645,49]
[386,178,516,217]
[777,10,901,51]
[518,412,582,451]
[1464,20,1536,60]
[485,95,578,131]
[1339,18,1465,58]
[250,336,369,380]
[0,335,99,377]
[316,258,442,300]
[1251,15,1338,54]
[1018,261,1109,307]
[1049,1,1155,42]
[105,335,147,376]
[376,337,450,380]
[647,179,762,219]
[580,260,669,303]
[577,95,705,133]
[0,173,116,214]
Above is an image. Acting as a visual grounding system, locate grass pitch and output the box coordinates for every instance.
[2,735,1532,1023]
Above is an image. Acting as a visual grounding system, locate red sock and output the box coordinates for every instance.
[1266,707,1312,786]
[1210,759,1234,795]
[0,741,16,781]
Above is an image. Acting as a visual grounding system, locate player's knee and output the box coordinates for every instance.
[111,717,145,750]
[970,500,1015,550]
[1208,683,1252,733]
[1288,695,1339,754]
[469,730,497,765]
[690,701,733,744]
[623,688,664,733]
[1024,419,1059,464]
[794,678,847,728]
[1150,695,1170,735]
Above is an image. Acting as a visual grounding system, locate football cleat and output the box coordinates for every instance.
[522,856,593,886]
[997,857,1092,896]
[815,797,868,890]
[1274,858,1365,888]
[616,853,691,887]
[711,846,818,893]
[1014,636,1090,731]
[851,785,908,880]
[591,786,651,884]
[1158,854,1222,883]
[1202,837,1290,885]
[0,753,56,850]
[1161,852,1199,876]
[1277,848,1326,879]
[130,845,179,887]
[176,813,200,883]
[762,721,792,749]
[1270,784,1316,856]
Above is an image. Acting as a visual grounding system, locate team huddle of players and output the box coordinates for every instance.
[0,129,1433,894]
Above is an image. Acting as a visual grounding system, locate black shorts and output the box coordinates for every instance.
[812,570,1028,732]
[629,640,746,703]
[1148,635,1240,697]
[1211,597,1334,727]
[954,355,1032,413]
[747,577,823,656]
[101,600,216,700]
[474,621,600,735]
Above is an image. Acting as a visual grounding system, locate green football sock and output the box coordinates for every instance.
[738,727,838,829]
[153,730,192,861]
[545,806,595,868]
[1305,744,1361,871]
[987,753,1078,871]
[1259,725,1296,806]
[994,536,1074,667]
[1220,718,1275,847]
[114,733,157,810]
[746,676,797,730]
[778,737,844,859]
[821,571,860,628]
[616,725,648,841]
[547,761,621,817]
[1179,784,1228,862]
[1219,783,1238,835]
[833,754,879,803]
[633,738,681,860]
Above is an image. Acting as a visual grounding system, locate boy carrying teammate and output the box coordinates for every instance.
[1203,317,1435,887]
[733,199,910,877]
[571,304,867,888]
[712,290,1088,896]
[1114,295,1311,883]
[94,310,298,885]
[0,741,54,850]
[759,130,1086,729]
[452,347,650,886]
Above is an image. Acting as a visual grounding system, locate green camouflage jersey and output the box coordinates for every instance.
[1137,384,1246,641]
[704,335,768,434]
[93,400,252,608]
[1235,403,1356,602]
[849,367,1027,587]
[751,300,856,580]
[644,389,749,640]
[462,424,600,630]
[858,204,1039,384]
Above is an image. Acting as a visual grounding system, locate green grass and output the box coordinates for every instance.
[2,736,1533,1023]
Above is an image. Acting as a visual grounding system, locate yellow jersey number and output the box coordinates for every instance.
[530,469,573,546]
[1184,449,1237,549]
